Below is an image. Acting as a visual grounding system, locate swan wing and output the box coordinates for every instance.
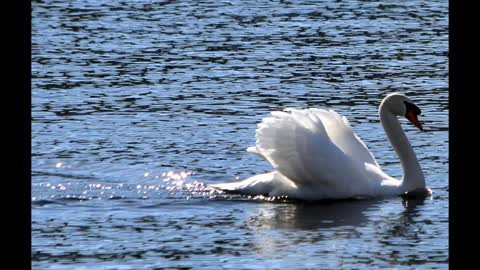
[320,109,380,168]
[255,108,379,187]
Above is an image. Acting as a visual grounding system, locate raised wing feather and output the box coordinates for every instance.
[305,108,380,168]
[254,108,379,188]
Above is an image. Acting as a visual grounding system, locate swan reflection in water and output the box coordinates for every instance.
[246,197,427,230]
[244,196,430,260]
[247,199,379,231]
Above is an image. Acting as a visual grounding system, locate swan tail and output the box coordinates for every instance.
[209,172,297,197]
[246,146,266,160]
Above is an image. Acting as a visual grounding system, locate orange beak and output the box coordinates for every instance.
[406,110,423,131]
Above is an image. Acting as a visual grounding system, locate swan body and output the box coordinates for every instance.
[210,93,428,200]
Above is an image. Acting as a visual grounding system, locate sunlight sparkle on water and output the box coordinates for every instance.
[159,171,209,196]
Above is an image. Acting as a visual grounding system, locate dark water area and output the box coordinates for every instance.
[32,0,448,269]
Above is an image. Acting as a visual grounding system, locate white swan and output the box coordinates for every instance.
[210,93,431,200]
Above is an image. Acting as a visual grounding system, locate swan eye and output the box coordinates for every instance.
[404,101,421,116]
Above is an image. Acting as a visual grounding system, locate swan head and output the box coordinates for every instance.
[381,93,423,131]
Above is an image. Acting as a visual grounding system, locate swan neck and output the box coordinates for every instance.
[379,105,425,191]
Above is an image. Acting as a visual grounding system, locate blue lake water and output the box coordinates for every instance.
[32,0,448,269]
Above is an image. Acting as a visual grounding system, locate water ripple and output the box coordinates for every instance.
[32,0,448,269]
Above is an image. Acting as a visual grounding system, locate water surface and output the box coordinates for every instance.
[32,0,448,269]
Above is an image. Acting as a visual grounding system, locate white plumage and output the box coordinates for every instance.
[210,93,429,200]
